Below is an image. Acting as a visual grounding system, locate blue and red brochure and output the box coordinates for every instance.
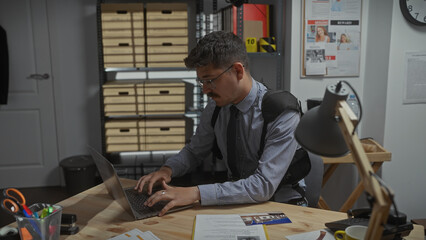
[239,212,292,226]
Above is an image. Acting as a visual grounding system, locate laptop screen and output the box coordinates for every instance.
[88,147,134,217]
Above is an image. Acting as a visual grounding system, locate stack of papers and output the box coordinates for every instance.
[108,229,160,240]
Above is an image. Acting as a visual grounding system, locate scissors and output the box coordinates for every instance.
[1,188,33,217]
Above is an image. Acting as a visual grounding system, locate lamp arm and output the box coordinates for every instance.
[336,100,392,240]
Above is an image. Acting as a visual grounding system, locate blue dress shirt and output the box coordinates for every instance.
[164,79,304,205]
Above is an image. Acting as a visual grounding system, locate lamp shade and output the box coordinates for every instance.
[295,83,350,157]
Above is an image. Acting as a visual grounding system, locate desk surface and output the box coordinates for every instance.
[58,178,423,239]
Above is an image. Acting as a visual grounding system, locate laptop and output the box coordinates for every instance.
[89,147,193,220]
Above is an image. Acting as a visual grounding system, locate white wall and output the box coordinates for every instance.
[382,0,426,220]
[47,0,101,165]
[286,0,426,220]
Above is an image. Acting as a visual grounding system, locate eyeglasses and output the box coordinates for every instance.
[196,65,233,89]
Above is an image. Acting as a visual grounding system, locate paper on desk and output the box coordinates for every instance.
[192,214,269,240]
[286,229,334,240]
[108,228,160,240]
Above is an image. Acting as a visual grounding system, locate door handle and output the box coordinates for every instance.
[27,73,50,80]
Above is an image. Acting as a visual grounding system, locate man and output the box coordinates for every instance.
[135,31,305,216]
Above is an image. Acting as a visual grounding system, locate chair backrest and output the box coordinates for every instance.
[304,152,324,208]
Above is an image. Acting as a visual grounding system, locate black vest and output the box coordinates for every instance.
[211,90,311,186]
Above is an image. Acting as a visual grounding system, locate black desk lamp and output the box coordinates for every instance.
[295,81,392,240]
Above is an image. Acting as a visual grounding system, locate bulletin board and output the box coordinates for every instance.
[301,0,362,77]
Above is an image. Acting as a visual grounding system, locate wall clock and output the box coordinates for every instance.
[400,0,426,26]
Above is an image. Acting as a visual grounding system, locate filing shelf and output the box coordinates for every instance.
[96,0,199,179]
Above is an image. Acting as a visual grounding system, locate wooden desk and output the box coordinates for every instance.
[319,139,392,212]
[55,178,423,239]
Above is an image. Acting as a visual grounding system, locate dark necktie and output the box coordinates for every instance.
[227,105,239,177]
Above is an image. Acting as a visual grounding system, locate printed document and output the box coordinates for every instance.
[192,214,269,240]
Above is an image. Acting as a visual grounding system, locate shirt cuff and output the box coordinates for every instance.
[198,184,218,206]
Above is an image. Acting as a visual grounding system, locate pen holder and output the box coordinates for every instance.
[15,203,62,240]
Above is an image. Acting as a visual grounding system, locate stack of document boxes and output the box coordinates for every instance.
[100,3,188,68]
[101,4,145,68]
[105,118,192,153]
[103,80,193,153]
[103,81,138,116]
[146,3,188,67]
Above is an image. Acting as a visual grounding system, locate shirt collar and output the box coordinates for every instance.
[233,78,257,113]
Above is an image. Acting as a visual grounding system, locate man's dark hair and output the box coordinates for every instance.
[184,31,249,70]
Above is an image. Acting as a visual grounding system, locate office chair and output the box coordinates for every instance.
[304,152,324,208]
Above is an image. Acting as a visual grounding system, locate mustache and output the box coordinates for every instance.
[207,93,219,98]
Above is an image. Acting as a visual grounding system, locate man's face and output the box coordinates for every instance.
[196,64,239,107]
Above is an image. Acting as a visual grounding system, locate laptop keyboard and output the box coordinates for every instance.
[124,188,168,218]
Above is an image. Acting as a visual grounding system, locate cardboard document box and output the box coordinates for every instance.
[103,82,136,100]
[103,38,144,46]
[101,3,144,21]
[144,103,185,114]
[147,45,187,54]
[139,118,192,151]
[146,28,188,37]
[102,29,133,38]
[107,144,139,152]
[105,119,140,152]
[146,62,186,67]
[104,104,137,113]
[147,20,188,29]
[103,87,136,96]
[103,46,134,55]
[104,96,136,104]
[142,95,185,103]
[147,37,188,46]
[144,143,185,151]
[103,82,137,114]
[145,135,185,143]
[105,119,138,128]
[144,82,185,95]
[147,53,187,62]
[146,3,188,20]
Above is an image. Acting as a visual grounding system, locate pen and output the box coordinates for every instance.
[40,208,49,218]
[22,205,34,217]
[48,206,53,215]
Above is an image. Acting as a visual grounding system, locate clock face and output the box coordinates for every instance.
[400,0,426,26]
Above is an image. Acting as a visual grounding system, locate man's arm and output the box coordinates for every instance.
[164,100,217,177]
[135,100,217,194]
